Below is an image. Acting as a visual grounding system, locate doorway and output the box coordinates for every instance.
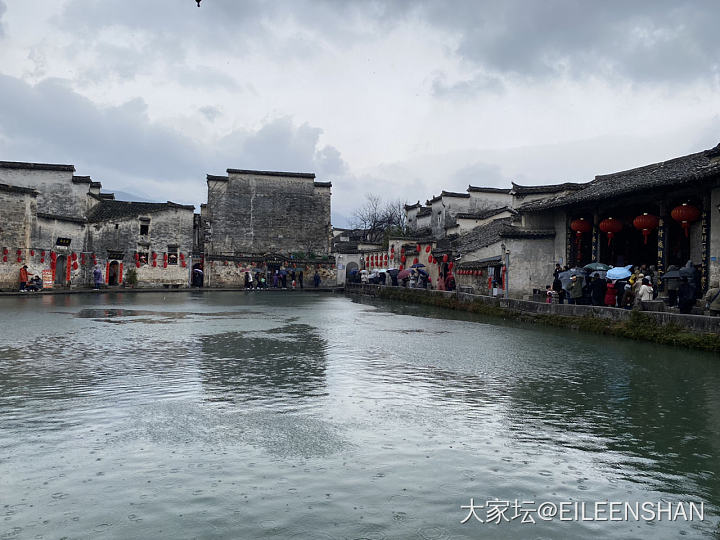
[108,261,119,286]
[54,255,67,285]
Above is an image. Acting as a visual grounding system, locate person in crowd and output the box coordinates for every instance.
[604,279,617,307]
[552,273,565,304]
[590,274,606,306]
[27,274,42,291]
[93,265,103,290]
[704,281,720,316]
[281,271,288,289]
[621,282,634,309]
[272,271,279,288]
[664,265,679,306]
[678,277,696,314]
[313,271,321,288]
[553,263,562,279]
[545,285,554,303]
[390,271,398,287]
[18,265,32,291]
[445,273,456,291]
[290,269,296,285]
[379,272,387,286]
[298,270,304,289]
[636,277,654,307]
[244,272,251,289]
[568,275,584,304]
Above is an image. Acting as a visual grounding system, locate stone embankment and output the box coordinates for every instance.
[345,283,720,353]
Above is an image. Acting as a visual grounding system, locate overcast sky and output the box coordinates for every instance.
[0,0,719,226]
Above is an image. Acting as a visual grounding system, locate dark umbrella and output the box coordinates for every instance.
[679,266,695,278]
[661,270,681,280]
[397,269,411,280]
[584,262,611,271]
[410,263,425,268]
[417,269,428,276]
[386,269,399,276]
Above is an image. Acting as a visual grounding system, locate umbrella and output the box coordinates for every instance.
[387,269,399,276]
[410,263,425,268]
[679,266,695,278]
[193,268,204,274]
[606,266,632,280]
[349,269,359,275]
[584,262,610,271]
[590,271,607,279]
[417,269,428,276]
[661,270,681,280]
[397,269,411,280]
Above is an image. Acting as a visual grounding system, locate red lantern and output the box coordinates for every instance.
[570,218,592,237]
[390,246,395,253]
[81,254,86,265]
[16,249,21,256]
[425,245,431,253]
[398,264,404,271]
[413,257,418,264]
[671,203,701,237]
[30,250,35,256]
[40,258,45,263]
[599,217,623,246]
[428,256,433,264]
[2,248,7,255]
[163,261,168,269]
[443,254,448,263]
[180,253,185,260]
[152,252,157,260]
[136,261,141,268]
[416,244,421,252]
[400,247,405,255]
[16,256,21,263]
[135,252,139,261]
[152,260,157,267]
[41,250,45,257]
[71,252,77,261]
[448,262,454,271]
[72,262,79,271]
[633,213,659,245]
[401,255,406,263]
[181,261,187,268]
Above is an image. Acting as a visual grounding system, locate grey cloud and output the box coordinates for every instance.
[0,74,348,210]
[199,105,221,122]
[409,0,720,84]
[450,162,506,189]
[431,73,504,99]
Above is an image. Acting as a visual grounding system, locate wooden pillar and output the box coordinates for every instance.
[656,203,667,292]
[701,195,710,294]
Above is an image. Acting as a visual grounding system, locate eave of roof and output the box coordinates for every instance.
[0,183,38,196]
[227,169,315,179]
[207,174,229,182]
[456,206,516,220]
[0,161,75,172]
[510,181,586,194]
[467,185,511,194]
[314,181,332,188]
[37,212,86,224]
[72,175,92,184]
[441,190,470,198]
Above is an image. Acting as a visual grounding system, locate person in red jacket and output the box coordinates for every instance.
[19,265,32,292]
[604,279,617,307]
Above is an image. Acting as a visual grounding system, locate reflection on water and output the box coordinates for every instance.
[0,291,718,539]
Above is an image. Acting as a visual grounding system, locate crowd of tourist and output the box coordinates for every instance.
[547,261,720,315]
[242,269,323,290]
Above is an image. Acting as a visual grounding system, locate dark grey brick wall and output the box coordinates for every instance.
[207,173,331,256]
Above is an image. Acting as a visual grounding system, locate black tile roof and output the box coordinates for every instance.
[453,218,512,252]
[0,183,38,196]
[72,175,91,184]
[90,181,102,188]
[333,241,360,254]
[416,207,432,217]
[226,169,315,179]
[519,143,720,212]
[37,212,86,224]
[510,181,586,194]
[0,161,75,172]
[314,181,332,188]
[404,201,421,210]
[456,206,516,220]
[87,200,195,223]
[206,174,229,182]
[441,190,470,198]
[467,185,511,194]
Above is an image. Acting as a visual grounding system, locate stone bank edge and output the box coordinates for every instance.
[345,283,720,353]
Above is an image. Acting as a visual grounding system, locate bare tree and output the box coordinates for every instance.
[351,194,408,243]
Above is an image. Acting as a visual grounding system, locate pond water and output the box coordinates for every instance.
[1,291,719,539]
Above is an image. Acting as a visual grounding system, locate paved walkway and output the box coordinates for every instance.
[0,286,343,297]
